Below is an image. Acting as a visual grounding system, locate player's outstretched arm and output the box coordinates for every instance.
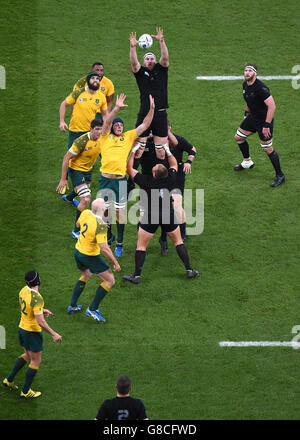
[136,95,155,136]
[152,27,169,67]
[102,94,128,135]
[129,32,141,73]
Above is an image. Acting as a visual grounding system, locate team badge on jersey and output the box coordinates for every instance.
[95,99,99,104]
[101,87,105,92]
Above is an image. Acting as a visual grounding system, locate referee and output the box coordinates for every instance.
[123,144,199,284]
[234,63,285,187]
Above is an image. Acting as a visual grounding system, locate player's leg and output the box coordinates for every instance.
[114,178,128,257]
[234,116,255,170]
[63,131,87,204]
[68,266,92,313]
[3,346,30,390]
[98,176,118,245]
[21,349,42,398]
[85,257,112,322]
[258,127,285,187]
[167,226,199,278]
[123,225,155,284]
[172,193,186,240]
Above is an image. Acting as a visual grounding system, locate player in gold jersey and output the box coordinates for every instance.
[2,271,62,398]
[73,62,114,113]
[57,94,129,239]
[97,94,155,257]
[59,71,108,203]
[59,72,108,148]
[56,118,103,238]
[67,198,120,323]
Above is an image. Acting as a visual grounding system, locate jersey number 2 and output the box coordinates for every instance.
[82,223,88,238]
[117,409,129,420]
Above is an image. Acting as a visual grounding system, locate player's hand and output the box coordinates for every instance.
[149,94,155,110]
[113,262,121,272]
[56,179,69,194]
[129,32,138,47]
[60,121,68,132]
[262,127,271,139]
[115,94,128,109]
[53,333,62,343]
[183,162,192,174]
[152,27,164,42]
[43,309,53,317]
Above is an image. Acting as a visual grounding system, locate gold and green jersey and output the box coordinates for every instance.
[69,132,101,172]
[73,75,114,98]
[18,286,44,332]
[99,129,138,175]
[75,210,107,256]
[65,87,107,132]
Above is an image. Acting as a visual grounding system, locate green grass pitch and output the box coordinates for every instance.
[1,0,300,420]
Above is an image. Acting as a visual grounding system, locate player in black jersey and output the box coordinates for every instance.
[234,63,285,187]
[123,144,199,284]
[95,375,148,420]
[139,127,197,254]
[129,27,169,161]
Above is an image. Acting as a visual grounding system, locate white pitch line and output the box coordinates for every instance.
[196,75,295,80]
[219,341,300,347]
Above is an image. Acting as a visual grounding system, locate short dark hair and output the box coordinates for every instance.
[245,62,257,71]
[154,164,168,179]
[92,62,104,69]
[25,270,41,287]
[90,118,103,128]
[116,375,131,395]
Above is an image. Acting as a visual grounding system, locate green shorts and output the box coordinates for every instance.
[74,248,109,274]
[69,168,92,188]
[18,327,43,352]
[97,175,127,209]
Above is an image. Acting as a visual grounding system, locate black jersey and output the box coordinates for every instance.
[95,396,147,420]
[140,135,194,191]
[243,78,271,120]
[134,168,177,225]
[134,63,168,114]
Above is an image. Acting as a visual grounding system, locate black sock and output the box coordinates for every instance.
[134,250,146,276]
[107,224,112,241]
[66,190,77,201]
[268,150,283,175]
[116,221,125,245]
[176,244,191,270]
[180,223,186,239]
[160,228,167,241]
[238,141,250,159]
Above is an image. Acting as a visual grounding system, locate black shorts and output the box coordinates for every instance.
[136,110,168,138]
[240,115,274,141]
[139,222,178,234]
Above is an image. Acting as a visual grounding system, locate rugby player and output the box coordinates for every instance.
[2,271,62,398]
[67,198,120,323]
[123,144,199,284]
[129,27,169,161]
[234,63,285,187]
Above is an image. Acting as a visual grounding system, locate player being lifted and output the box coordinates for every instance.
[129,27,169,161]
